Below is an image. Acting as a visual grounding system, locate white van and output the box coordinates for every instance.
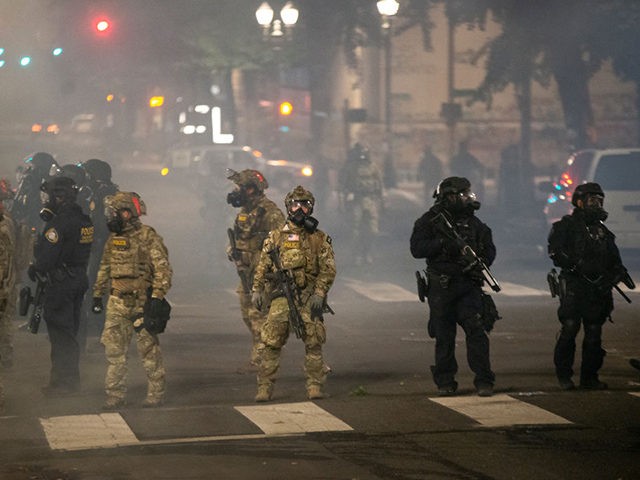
[543,148,640,249]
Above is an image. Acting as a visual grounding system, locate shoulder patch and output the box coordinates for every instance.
[45,228,59,244]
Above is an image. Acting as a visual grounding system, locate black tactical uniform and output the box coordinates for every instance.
[410,177,496,396]
[548,182,627,390]
[31,177,93,395]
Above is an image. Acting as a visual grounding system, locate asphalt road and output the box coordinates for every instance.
[1,168,639,480]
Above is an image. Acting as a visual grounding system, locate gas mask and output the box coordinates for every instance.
[105,206,126,234]
[288,200,318,232]
[226,187,248,208]
[39,191,58,222]
[583,196,607,223]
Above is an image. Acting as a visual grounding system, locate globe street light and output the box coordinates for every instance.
[256,2,299,41]
[377,0,399,188]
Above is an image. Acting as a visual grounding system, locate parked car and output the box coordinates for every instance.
[165,144,313,191]
[542,148,640,249]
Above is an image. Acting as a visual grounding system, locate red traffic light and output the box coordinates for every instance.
[94,17,111,33]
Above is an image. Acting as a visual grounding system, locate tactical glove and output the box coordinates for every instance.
[27,264,37,282]
[251,291,264,310]
[92,297,104,314]
[443,237,465,256]
[309,294,324,317]
[149,297,164,318]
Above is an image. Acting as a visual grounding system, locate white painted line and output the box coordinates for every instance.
[344,278,416,302]
[496,282,548,297]
[40,413,139,451]
[431,393,572,427]
[629,392,640,398]
[235,401,353,435]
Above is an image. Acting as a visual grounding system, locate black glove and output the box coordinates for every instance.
[27,264,37,282]
[251,291,263,310]
[149,297,164,318]
[309,294,324,317]
[92,297,104,314]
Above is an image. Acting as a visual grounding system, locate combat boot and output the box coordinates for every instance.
[255,384,273,403]
[307,385,325,400]
[142,396,164,408]
[102,396,126,411]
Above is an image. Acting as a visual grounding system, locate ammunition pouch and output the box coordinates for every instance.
[481,293,501,332]
[143,297,171,334]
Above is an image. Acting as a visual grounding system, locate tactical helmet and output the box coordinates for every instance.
[24,152,58,175]
[57,164,88,188]
[105,191,146,217]
[572,182,604,207]
[82,158,112,183]
[227,168,269,192]
[40,176,78,202]
[434,176,471,198]
[285,185,315,213]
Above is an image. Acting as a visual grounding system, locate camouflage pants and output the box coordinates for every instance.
[351,196,379,257]
[0,295,15,364]
[100,295,165,401]
[237,284,266,365]
[258,297,327,389]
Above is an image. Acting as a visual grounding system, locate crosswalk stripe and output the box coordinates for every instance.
[344,278,416,302]
[431,394,572,427]
[235,402,353,435]
[40,414,139,451]
[629,392,640,399]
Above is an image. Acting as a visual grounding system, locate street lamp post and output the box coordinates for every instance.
[255,2,299,152]
[377,0,399,188]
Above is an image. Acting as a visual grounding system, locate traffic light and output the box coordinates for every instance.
[278,101,293,116]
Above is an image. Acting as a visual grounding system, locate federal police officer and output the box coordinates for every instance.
[29,176,94,396]
[251,186,336,402]
[410,177,496,397]
[548,182,632,390]
[92,192,172,410]
[226,169,285,369]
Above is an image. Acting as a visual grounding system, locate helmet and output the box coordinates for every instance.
[105,191,146,217]
[82,158,112,183]
[24,152,58,175]
[434,176,471,199]
[57,164,88,188]
[572,182,604,207]
[285,185,315,214]
[227,168,269,192]
[349,143,370,162]
[40,176,78,202]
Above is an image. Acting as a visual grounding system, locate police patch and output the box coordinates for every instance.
[112,237,130,249]
[45,228,59,244]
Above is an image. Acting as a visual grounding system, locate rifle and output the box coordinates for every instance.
[227,228,252,294]
[19,273,47,334]
[431,212,501,292]
[268,246,306,339]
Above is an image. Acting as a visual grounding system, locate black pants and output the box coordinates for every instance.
[427,275,494,388]
[43,274,88,389]
[554,284,612,382]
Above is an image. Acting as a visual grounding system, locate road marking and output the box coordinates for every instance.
[235,401,353,435]
[496,281,548,297]
[629,392,640,399]
[344,278,416,302]
[40,413,139,451]
[431,394,572,427]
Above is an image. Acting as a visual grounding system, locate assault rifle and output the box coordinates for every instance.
[19,273,47,334]
[227,228,252,294]
[431,212,501,292]
[268,246,306,339]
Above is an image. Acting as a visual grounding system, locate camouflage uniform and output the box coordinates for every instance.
[226,170,285,366]
[0,210,16,412]
[252,186,336,400]
[0,208,17,370]
[340,145,383,264]
[93,192,172,407]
